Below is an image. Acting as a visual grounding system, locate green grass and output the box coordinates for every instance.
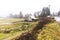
[0,33,12,40]
[0,18,38,40]
[0,18,24,40]
[0,32,23,40]
[37,21,60,40]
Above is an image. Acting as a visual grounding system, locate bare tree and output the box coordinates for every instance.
[58,11,60,16]
[40,7,50,17]
[9,14,13,18]
[19,11,23,18]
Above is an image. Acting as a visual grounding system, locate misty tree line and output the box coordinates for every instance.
[9,12,23,18]
[9,7,60,18]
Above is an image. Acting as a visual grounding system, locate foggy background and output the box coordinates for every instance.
[0,0,60,17]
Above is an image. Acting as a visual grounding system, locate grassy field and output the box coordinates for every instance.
[37,21,60,40]
[0,33,11,40]
[0,18,22,40]
[0,32,20,40]
[0,18,38,40]
[0,18,60,40]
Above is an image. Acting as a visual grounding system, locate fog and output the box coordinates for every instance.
[0,0,60,17]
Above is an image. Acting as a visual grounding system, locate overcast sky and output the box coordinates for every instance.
[0,0,60,17]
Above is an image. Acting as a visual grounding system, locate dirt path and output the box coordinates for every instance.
[14,17,52,40]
